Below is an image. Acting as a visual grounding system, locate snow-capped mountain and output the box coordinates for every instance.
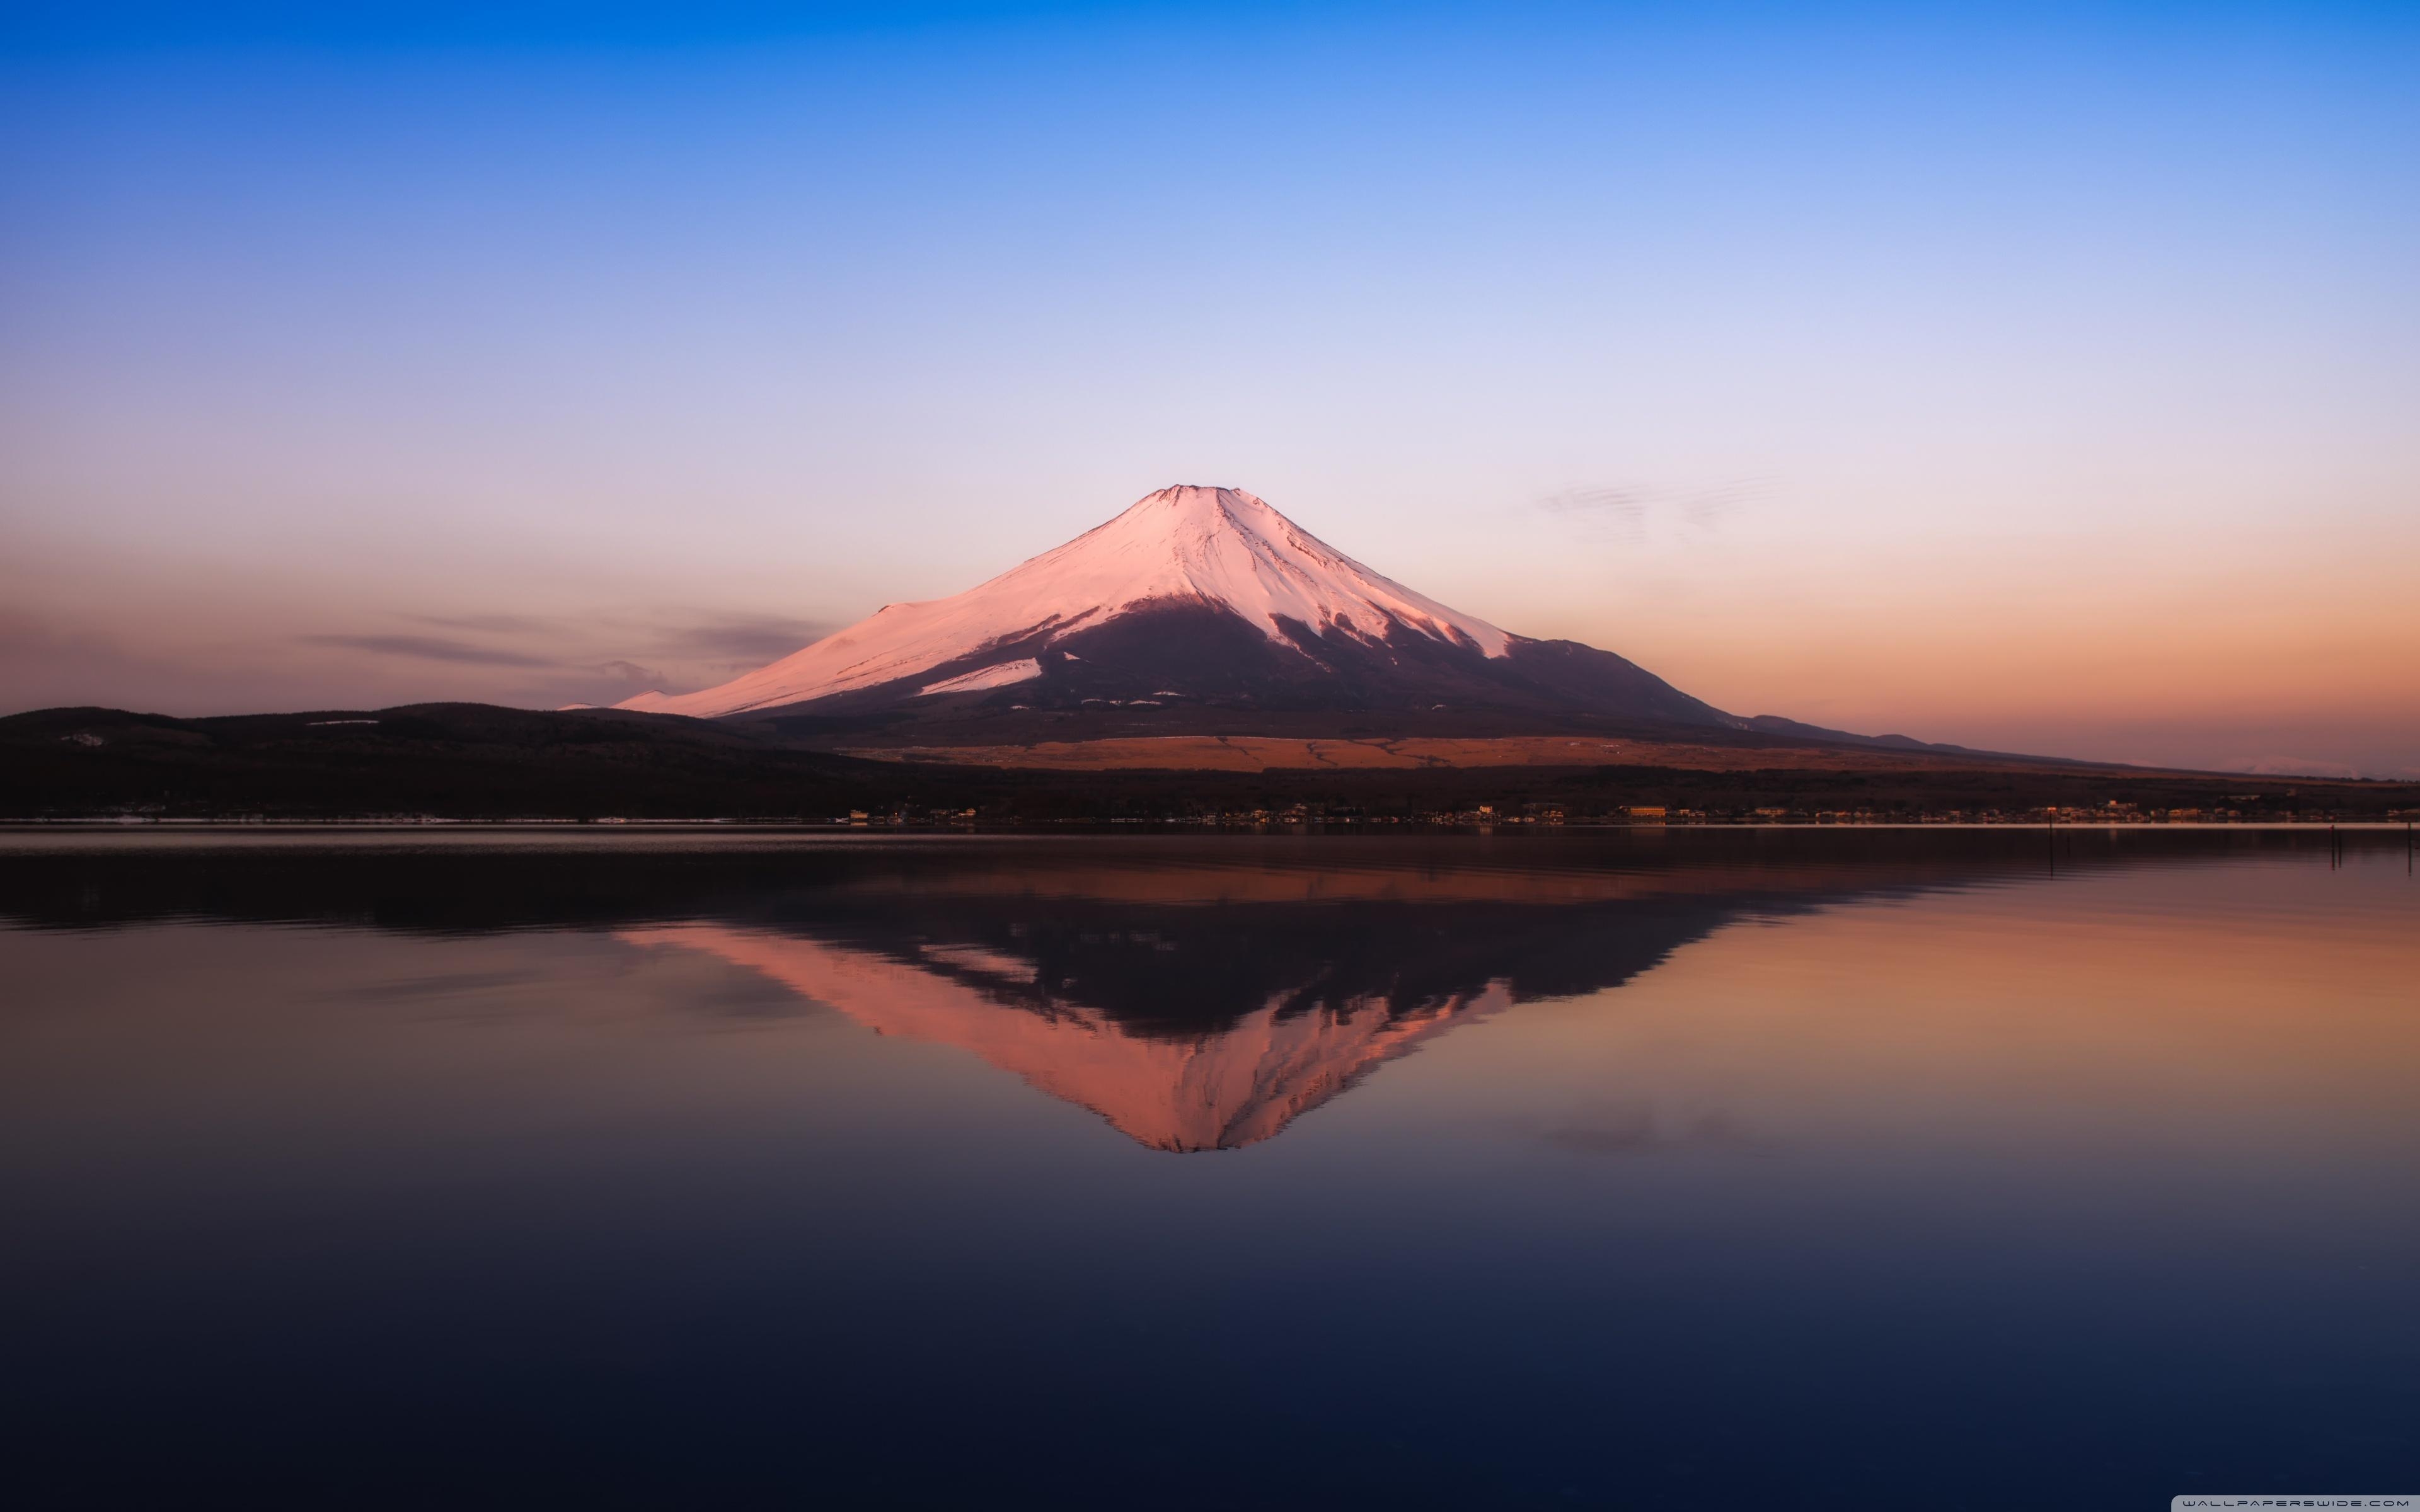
[618,484,1727,726]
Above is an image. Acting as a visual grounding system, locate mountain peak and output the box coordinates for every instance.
[1116,483,1282,535]
[1059,484,1293,569]
[1131,482,1255,513]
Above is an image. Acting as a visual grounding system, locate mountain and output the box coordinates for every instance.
[616,484,1730,728]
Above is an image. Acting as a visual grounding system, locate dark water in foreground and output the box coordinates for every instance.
[1,828,2413,1509]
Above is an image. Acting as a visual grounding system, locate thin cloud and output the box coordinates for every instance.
[294,612,830,703]
[302,634,556,668]
[1537,486,1647,539]
[1535,479,1766,542]
[393,610,824,666]
[646,614,831,663]
[408,612,555,635]
[596,659,663,687]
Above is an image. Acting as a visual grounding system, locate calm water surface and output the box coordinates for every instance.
[2,828,2414,1509]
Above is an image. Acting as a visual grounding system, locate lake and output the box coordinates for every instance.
[2,827,2413,1509]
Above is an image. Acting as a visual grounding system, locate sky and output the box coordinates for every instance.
[3,1,2414,776]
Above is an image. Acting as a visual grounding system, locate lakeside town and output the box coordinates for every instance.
[17,798,2416,829]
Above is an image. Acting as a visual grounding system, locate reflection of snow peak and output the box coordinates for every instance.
[622,923,1510,1152]
[616,485,1511,718]
[919,658,1041,697]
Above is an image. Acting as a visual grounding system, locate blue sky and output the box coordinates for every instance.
[3,3,2414,771]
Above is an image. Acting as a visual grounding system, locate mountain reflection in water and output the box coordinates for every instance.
[624,923,1516,1150]
[609,852,1856,1150]
[0,827,2322,1154]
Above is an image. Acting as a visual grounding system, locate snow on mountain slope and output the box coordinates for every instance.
[619,486,1511,719]
[918,658,1042,696]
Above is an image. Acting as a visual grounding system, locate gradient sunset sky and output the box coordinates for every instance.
[3,3,2414,774]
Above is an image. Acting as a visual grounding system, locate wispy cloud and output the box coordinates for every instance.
[284,609,830,707]
[645,614,830,664]
[408,612,554,635]
[1535,479,1766,543]
[396,610,827,670]
[301,634,556,668]
[596,658,664,688]
[1537,486,1648,536]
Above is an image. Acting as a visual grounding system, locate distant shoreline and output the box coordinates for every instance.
[9,702,2414,826]
[3,818,2411,833]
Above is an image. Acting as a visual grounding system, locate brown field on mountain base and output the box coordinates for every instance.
[836,734,2062,774]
